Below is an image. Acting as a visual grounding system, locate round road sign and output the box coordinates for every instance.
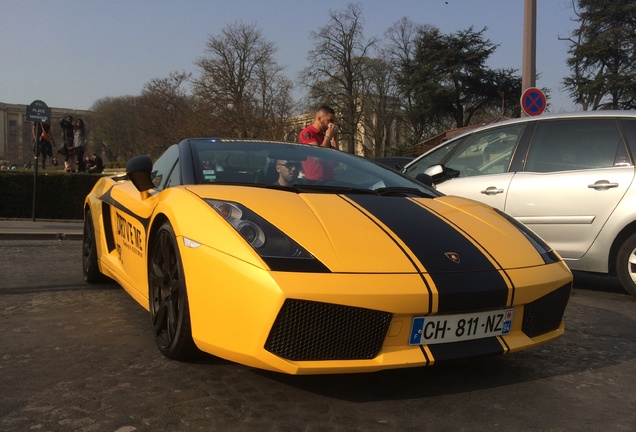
[520,87,546,116]
[26,100,51,124]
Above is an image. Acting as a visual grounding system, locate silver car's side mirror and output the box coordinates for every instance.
[424,164,445,179]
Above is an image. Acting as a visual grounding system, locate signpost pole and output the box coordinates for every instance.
[32,127,38,221]
[26,100,51,222]
[521,0,537,117]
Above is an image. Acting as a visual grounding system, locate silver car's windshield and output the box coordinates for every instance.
[405,125,523,178]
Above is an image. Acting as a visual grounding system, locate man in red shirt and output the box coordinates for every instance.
[298,105,339,180]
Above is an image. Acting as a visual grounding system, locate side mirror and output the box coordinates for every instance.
[126,155,155,192]
[424,164,445,179]
[423,164,460,184]
[415,173,434,187]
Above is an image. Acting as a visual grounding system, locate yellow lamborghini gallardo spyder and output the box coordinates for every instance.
[83,138,572,374]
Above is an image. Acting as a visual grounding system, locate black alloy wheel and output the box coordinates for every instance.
[148,221,198,360]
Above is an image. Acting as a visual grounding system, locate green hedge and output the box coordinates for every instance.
[0,171,104,220]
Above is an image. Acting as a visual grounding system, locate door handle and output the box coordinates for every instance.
[588,180,619,191]
[480,186,504,196]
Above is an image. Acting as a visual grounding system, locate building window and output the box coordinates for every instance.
[9,120,17,143]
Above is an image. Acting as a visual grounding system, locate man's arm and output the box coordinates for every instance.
[323,123,338,149]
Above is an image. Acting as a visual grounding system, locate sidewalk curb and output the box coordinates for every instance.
[0,233,83,241]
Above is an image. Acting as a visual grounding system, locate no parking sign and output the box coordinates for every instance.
[521,87,546,116]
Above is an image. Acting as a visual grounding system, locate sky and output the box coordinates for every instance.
[1,0,579,113]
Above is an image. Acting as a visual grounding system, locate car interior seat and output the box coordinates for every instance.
[254,159,279,184]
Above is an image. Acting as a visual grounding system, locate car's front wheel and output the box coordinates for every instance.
[615,232,636,298]
[148,221,198,360]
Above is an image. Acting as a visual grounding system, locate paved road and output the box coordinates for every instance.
[0,240,634,432]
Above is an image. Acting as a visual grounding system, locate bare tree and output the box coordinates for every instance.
[359,57,404,157]
[139,71,194,155]
[301,3,376,153]
[91,96,145,162]
[383,17,434,143]
[192,21,292,138]
[253,62,295,138]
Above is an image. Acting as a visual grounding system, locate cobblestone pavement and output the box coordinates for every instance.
[1,240,635,432]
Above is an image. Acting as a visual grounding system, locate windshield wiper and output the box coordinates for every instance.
[294,184,378,194]
[262,184,431,197]
[262,183,377,194]
[374,187,431,197]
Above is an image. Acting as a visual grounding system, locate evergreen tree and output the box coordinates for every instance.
[400,26,521,130]
[563,0,636,110]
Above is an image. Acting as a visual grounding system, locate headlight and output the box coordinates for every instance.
[205,199,329,272]
[494,208,560,264]
[205,201,265,247]
[234,220,265,248]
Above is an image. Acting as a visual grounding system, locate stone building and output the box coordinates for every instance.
[0,102,92,166]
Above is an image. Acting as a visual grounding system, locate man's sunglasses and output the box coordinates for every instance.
[278,162,302,170]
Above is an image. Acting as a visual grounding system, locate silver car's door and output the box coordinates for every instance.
[504,118,635,259]
[505,168,634,259]
[437,172,515,210]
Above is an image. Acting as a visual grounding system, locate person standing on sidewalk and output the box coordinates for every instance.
[74,118,87,172]
[298,105,339,181]
[59,116,75,172]
[31,121,55,169]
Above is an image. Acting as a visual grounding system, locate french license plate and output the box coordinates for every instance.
[409,309,514,345]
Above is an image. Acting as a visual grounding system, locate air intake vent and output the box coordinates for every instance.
[522,284,571,337]
[265,299,392,361]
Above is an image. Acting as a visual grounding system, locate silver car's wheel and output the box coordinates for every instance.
[615,233,636,299]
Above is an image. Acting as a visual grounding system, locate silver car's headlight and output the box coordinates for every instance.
[205,199,329,272]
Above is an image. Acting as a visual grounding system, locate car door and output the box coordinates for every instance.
[409,123,525,210]
[504,118,635,259]
[106,145,182,296]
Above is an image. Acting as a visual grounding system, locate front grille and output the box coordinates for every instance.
[522,284,571,338]
[265,299,392,361]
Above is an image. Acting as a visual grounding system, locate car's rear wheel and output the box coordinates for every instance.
[615,233,636,298]
[148,221,198,360]
[83,210,104,283]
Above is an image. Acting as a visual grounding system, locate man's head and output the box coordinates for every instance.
[313,105,335,133]
[275,159,302,186]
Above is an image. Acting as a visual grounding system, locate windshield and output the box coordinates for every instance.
[404,124,523,179]
[404,136,468,177]
[189,139,440,197]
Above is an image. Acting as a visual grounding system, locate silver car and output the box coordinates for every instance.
[404,111,636,299]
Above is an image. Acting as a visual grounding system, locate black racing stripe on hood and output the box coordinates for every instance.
[339,195,434,314]
[346,194,509,313]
